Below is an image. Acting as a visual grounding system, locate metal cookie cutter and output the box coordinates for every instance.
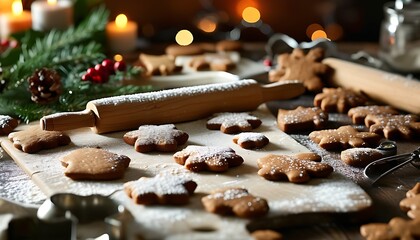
[364,142,420,184]
[37,193,133,240]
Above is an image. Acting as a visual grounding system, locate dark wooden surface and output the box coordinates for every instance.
[0,42,419,239]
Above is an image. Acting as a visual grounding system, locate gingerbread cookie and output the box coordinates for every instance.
[251,230,283,240]
[277,106,328,133]
[348,105,399,124]
[60,148,131,180]
[215,40,242,52]
[165,44,204,57]
[201,188,269,218]
[8,126,71,153]
[400,183,420,219]
[206,112,262,134]
[407,183,420,198]
[124,172,197,205]
[313,88,368,113]
[257,153,333,183]
[232,132,269,149]
[340,148,385,168]
[0,115,18,135]
[138,53,182,76]
[188,53,236,71]
[123,124,189,153]
[360,217,420,240]
[365,114,420,140]
[173,145,244,172]
[309,125,381,150]
[268,48,331,92]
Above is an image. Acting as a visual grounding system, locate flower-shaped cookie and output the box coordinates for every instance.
[360,217,420,240]
[61,148,131,180]
[268,48,331,92]
[206,112,262,134]
[309,125,381,150]
[123,124,189,153]
[348,105,399,124]
[0,115,18,135]
[314,88,368,113]
[8,126,71,153]
[201,188,269,218]
[277,106,328,133]
[365,114,420,140]
[124,172,197,205]
[173,145,244,172]
[257,153,333,183]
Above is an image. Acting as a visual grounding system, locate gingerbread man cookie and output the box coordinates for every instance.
[232,132,269,149]
[173,145,244,172]
[268,48,331,92]
[123,124,189,153]
[0,115,18,135]
[314,88,368,113]
[348,105,399,124]
[365,114,420,140]
[309,125,381,150]
[277,106,328,133]
[60,148,131,180]
[201,188,269,218]
[124,172,197,205]
[8,126,71,153]
[360,217,420,240]
[206,112,262,134]
[138,53,182,76]
[257,153,333,183]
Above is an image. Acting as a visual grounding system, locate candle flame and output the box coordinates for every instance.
[114,54,123,62]
[47,0,57,5]
[242,7,260,24]
[12,0,23,15]
[311,30,328,41]
[175,30,193,46]
[115,14,128,28]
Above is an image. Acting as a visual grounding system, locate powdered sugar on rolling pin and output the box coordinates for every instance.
[92,79,257,106]
[382,73,420,89]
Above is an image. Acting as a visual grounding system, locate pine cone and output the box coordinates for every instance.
[28,68,62,104]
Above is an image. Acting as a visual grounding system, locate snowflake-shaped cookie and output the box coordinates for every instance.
[173,145,244,172]
[124,172,197,205]
[123,124,189,153]
[309,125,381,150]
[365,114,420,140]
[277,106,328,133]
[361,217,420,240]
[0,115,18,135]
[268,48,331,92]
[257,153,332,183]
[8,126,71,153]
[314,87,368,113]
[201,188,269,218]
[206,112,262,134]
[348,105,399,124]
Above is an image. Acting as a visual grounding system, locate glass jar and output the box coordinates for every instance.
[379,2,420,73]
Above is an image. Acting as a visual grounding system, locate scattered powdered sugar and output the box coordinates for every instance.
[91,79,257,106]
[207,112,259,128]
[234,132,267,144]
[210,188,250,200]
[382,73,420,89]
[341,148,382,159]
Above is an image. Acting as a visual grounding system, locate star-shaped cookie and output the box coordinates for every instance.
[206,112,262,134]
[8,126,71,153]
[124,172,197,205]
[314,88,368,113]
[268,48,331,92]
[360,217,420,240]
[173,145,244,172]
[309,125,381,150]
[277,106,328,133]
[201,188,269,218]
[365,114,420,140]
[257,153,333,183]
[0,115,18,135]
[123,124,189,153]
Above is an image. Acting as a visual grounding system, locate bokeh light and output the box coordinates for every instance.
[115,14,128,28]
[325,23,343,41]
[306,23,323,39]
[114,54,123,62]
[197,18,217,33]
[175,29,194,46]
[242,7,260,23]
[311,30,328,40]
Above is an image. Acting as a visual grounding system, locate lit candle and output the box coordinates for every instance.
[0,0,32,40]
[106,14,138,53]
[31,0,73,31]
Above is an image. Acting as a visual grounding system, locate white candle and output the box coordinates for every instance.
[106,14,138,53]
[31,0,73,31]
[0,0,32,40]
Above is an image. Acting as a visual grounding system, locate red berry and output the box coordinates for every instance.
[114,61,126,72]
[91,74,103,83]
[102,59,115,74]
[87,67,97,75]
[81,74,91,81]
[9,40,19,49]
[263,58,273,67]
[0,39,9,48]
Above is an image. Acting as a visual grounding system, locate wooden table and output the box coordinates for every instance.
[1,42,419,239]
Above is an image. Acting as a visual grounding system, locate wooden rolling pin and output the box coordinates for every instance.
[41,79,304,133]
[323,58,420,114]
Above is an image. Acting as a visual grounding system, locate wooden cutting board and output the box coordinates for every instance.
[0,105,371,239]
